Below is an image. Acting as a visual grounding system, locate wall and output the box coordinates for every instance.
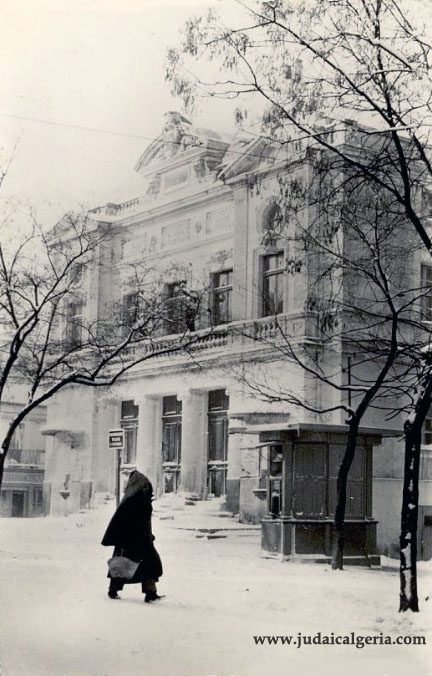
[0,401,47,517]
[43,386,96,515]
[0,468,44,518]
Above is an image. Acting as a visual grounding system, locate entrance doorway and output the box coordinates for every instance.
[162,396,182,493]
[419,508,432,561]
[12,491,25,517]
[207,390,229,497]
[120,400,138,466]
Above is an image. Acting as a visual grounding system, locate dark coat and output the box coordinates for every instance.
[102,478,162,583]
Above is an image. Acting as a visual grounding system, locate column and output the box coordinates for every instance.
[48,436,73,516]
[179,390,208,496]
[135,396,163,495]
[92,398,120,493]
[226,427,243,513]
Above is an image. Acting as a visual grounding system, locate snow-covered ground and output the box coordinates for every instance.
[0,495,431,676]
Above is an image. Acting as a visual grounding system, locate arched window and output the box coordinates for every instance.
[262,202,283,246]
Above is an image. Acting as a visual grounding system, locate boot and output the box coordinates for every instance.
[144,591,164,603]
[108,590,121,599]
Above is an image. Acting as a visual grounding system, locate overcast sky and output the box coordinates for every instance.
[0,0,235,227]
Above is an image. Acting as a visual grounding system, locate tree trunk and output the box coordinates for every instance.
[399,421,421,612]
[332,421,359,570]
[0,450,5,493]
[0,428,15,493]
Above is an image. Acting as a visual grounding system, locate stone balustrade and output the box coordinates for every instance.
[116,312,320,369]
[5,449,45,466]
[91,197,143,219]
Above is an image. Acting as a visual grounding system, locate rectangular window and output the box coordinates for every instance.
[328,444,366,519]
[66,300,83,347]
[208,389,230,412]
[165,281,185,334]
[165,282,197,334]
[424,408,432,445]
[162,396,182,416]
[262,252,284,317]
[212,270,233,325]
[120,400,138,465]
[268,444,283,515]
[426,191,432,218]
[121,400,138,419]
[32,489,43,511]
[70,263,83,287]
[207,389,229,496]
[123,427,137,465]
[121,292,139,335]
[421,265,432,322]
[162,396,182,493]
[293,443,327,518]
[8,424,24,463]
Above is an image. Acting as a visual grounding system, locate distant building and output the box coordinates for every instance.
[1,399,47,518]
[44,112,432,561]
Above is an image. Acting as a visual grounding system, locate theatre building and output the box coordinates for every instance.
[43,112,432,561]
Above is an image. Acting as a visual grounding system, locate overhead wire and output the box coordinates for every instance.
[0,111,307,163]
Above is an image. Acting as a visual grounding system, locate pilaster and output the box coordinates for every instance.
[178,389,208,496]
[92,398,120,493]
[136,396,163,493]
[232,183,249,320]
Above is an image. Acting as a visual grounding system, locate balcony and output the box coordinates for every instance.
[5,449,45,467]
[90,197,143,220]
[120,312,320,368]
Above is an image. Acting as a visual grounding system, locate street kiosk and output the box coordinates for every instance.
[254,423,398,566]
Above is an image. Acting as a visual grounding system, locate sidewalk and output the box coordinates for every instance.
[0,496,431,676]
[154,493,260,539]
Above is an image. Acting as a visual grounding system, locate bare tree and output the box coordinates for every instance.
[0,208,209,491]
[233,166,426,568]
[166,0,432,610]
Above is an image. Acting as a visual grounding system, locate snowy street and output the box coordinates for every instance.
[1,496,431,676]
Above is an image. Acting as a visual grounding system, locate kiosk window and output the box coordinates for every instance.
[268,444,283,516]
[293,443,326,517]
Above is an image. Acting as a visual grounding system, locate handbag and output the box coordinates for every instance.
[107,554,140,580]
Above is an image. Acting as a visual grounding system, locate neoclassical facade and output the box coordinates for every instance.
[42,112,432,561]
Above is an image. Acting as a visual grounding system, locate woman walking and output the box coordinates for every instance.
[101,470,163,602]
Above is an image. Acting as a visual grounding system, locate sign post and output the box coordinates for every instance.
[109,429,124,506]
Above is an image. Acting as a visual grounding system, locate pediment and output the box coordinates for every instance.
[48,212,84,241]
[135,112,280,199]
[136,111,230,177]
[218,137,276,181]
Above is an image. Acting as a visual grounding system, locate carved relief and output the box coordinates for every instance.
[146,174,161,198]
[161,220,191,249]
[148,235,158,253]
[119,205,233,260]
[209,248,234,266]
[193,158,207,181]
[164,167,189,191]
[122,234,148,261]
[206,205,234,235]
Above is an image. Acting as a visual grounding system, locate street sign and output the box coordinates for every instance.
[108,428,124,449]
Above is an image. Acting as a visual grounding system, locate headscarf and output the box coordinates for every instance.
[101,469,155,550]
[121,470,153,503]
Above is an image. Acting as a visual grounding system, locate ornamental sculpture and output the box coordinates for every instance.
[161,111,200,159]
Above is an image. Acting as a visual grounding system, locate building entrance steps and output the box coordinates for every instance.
[153,493,260,539]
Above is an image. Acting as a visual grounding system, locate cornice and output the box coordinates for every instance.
[225,152,309,189]
[110,183,234,233]
[137,142,228,178]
